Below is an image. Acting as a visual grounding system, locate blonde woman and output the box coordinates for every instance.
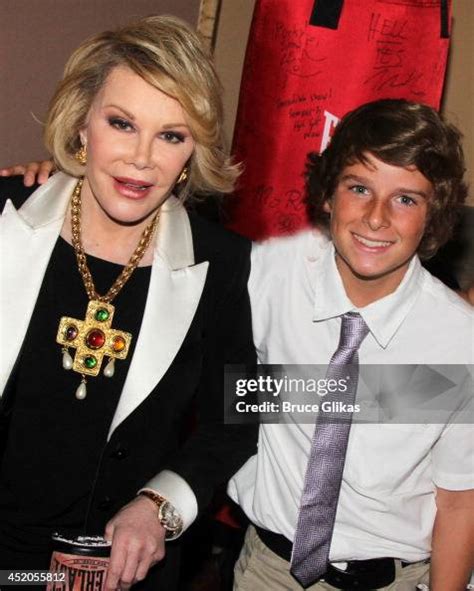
[0,15,256,590]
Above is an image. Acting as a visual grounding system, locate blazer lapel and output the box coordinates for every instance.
[108,198,209,438]
[0,180,208,431]
[0,174,77,396]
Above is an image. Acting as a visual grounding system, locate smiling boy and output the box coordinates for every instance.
[324,154,431,307]
[229,99,473,590]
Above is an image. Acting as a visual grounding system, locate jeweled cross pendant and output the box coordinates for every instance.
[56,300,132,377]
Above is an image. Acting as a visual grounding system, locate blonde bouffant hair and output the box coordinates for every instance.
[44,15,240,200]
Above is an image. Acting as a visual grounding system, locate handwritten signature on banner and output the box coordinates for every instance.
[250,184,305,234]
[274,22,327,88]
[365,11,425,94]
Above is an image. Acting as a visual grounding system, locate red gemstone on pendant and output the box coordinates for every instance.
[86,329,106,350]
[65,325,78,341]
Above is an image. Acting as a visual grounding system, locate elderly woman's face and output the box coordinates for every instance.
[79,65,195,225]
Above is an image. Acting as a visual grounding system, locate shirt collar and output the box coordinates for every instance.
[312,241,424,348]
[312,241,354,320]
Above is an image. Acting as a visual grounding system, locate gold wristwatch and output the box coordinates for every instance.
[138,489,184,539]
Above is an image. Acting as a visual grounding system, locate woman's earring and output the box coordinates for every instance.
[75,145,87,166]
[177,168,188,184]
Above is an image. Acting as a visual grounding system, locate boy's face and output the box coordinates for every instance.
[324,153,432,305]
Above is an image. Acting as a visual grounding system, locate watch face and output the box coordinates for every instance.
[159,501,183,531]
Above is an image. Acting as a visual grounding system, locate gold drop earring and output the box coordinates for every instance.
[75,145,87,166]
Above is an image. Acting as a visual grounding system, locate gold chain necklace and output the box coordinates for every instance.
[56,178,160,399]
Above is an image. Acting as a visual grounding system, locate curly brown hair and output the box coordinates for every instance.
[306,99,468,259]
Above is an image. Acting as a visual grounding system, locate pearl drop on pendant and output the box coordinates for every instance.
[103,358,115,378]
[62,349,73,370]
[76,381,87,400]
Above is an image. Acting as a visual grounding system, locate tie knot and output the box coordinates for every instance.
[338,312,369,353]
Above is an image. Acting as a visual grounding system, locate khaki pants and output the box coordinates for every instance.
[234,526,430,591]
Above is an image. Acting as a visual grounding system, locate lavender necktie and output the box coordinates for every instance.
[291,312,369,587]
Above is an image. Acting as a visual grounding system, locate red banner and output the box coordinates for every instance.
[228,0,451,240]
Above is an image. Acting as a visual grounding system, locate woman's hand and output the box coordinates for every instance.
[104,496,166,590]
[0,160,55,186]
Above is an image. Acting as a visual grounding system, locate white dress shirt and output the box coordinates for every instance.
[228,229,474,562]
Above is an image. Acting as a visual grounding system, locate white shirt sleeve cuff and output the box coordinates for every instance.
[140,470,198,535]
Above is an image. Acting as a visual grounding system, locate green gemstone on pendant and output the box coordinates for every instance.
[84,355,97,369]
[95,308,109,322]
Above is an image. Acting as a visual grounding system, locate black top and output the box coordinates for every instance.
[0,176,258,589]
[0,236,150,555]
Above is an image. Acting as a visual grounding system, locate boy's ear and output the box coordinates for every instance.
[323,199,332,213]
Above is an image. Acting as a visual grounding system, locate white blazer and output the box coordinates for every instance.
[0,172,209,440]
